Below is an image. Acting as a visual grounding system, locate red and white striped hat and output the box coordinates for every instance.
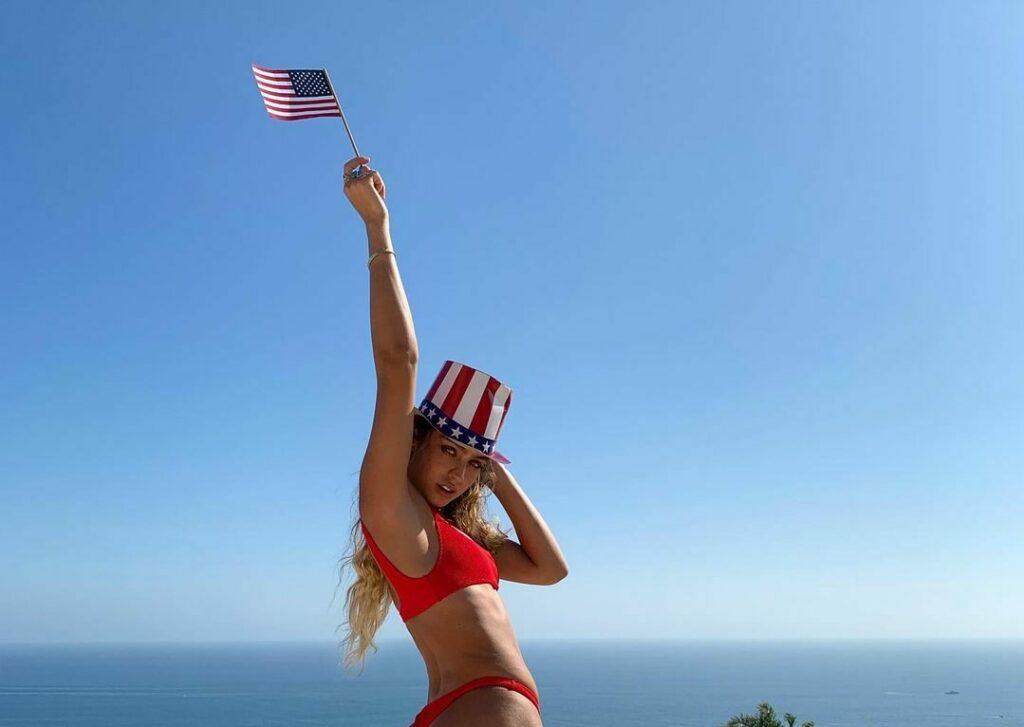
[415,360,513,465]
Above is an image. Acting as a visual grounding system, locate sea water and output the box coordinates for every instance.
[1,640,1021,726]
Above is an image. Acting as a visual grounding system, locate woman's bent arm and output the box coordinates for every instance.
[492,465,569,583]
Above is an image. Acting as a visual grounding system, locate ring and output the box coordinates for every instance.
[345,168,365,181]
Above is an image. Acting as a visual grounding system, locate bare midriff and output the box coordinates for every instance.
[399,582,539,704]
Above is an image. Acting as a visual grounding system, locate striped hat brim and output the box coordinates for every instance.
[413,408,511,464]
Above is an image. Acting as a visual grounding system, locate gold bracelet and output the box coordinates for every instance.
[367,249,396,268]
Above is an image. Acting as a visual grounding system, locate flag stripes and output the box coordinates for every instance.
[252,64,341,121]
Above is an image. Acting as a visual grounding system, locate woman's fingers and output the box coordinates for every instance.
[354,167,384,194]
[370,170,385,198]
[340,158,388,224]
[343,155,369,174]
[342,157,384,201]
[344,155,368,172]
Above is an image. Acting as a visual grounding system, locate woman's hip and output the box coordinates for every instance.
[411,675,541,727]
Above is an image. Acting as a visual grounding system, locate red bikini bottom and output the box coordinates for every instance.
[410,675,541,726]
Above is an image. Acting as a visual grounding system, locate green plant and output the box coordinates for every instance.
[722,702,814,727]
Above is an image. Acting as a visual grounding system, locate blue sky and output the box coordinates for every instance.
[2,1,1021,643]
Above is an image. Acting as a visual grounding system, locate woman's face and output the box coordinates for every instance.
[409,426,489,507]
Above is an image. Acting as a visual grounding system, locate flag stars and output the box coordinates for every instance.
[414,403,497,457]
[288,70,331,97]
[254,67,338,120]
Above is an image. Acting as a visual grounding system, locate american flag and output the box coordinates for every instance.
[252,64,342,121]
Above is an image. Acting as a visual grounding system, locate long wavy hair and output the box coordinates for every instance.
[334,412,510,673]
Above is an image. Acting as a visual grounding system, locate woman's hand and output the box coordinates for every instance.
[342,155,388,226]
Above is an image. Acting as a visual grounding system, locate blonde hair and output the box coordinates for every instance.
[334,413,510,673]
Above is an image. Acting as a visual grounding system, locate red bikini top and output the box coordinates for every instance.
[360,506,500,622]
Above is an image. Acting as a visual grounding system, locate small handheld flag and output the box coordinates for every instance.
[252,64,362,160]
[252,65,341,121]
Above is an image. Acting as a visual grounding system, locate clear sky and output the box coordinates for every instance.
[2,1,1022,644]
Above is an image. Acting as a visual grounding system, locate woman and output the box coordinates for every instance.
[337,155,569,727]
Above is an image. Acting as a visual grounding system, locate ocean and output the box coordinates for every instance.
[0,640,1021,726]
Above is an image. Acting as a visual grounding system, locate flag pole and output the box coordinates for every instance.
[323,69,361,164]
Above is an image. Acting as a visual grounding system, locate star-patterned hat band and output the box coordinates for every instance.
[415,360,513,465]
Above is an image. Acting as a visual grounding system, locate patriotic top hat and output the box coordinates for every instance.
[415,360,513,465]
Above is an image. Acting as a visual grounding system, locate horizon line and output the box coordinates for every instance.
[3,636,1023,648]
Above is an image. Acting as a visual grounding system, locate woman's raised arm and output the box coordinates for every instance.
[341,155,419,518]
[342,155,418,361]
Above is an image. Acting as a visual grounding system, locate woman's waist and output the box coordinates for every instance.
[407,585,536,699]
[420,629,531,685]
[427,656,538,704]
[407,584,514,652]
[415,628,535,698]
